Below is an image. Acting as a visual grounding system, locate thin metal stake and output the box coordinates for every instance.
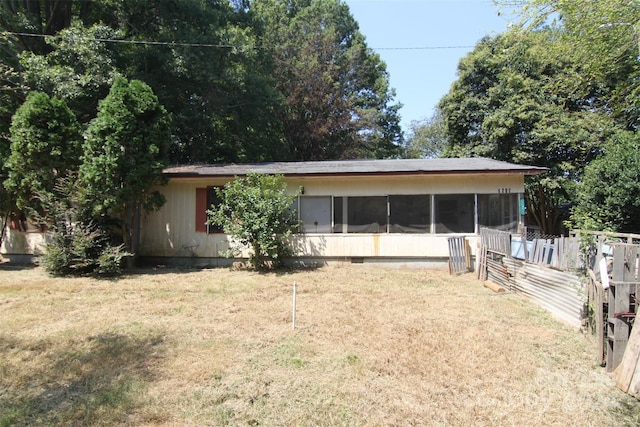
[292,281,297,330]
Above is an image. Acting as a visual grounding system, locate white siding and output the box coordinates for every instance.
[139,173,520,260]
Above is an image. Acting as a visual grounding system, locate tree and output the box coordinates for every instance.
[404,109,448,159]
[252,0,403,160]
[207,173,300,270]
[499,0,640,130]
[0,63,23,247]
[438,30,620,234]
[0,1,285,164]
[79,76,170,257]
[19,22,120,123]
[570,131,640,233]
[4,91,82,217]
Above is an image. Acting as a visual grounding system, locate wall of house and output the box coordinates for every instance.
[138,173,524,264]
[0,228,48,262]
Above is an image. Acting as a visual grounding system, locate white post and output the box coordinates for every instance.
[292,281,297,330]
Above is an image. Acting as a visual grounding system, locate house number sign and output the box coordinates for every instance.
[498,188,512,193]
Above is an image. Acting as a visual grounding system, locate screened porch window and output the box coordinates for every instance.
[389,195,431,233]
[299,196,332,233]
[478,193,519,232]
[347,196,387,233]
[434,194,474,233]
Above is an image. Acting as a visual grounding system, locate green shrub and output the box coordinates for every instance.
[207,173,300,270]
[41,220,131,277]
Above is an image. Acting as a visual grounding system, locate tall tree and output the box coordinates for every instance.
[4,91,81,217]
[79,76,170,256]
[111,0,287,163]
[570,131,640,233]
[499,0,640,130]
[0,62,23,244]
[1,1,285,164]
[252,0,402,160]
[19,22,120,123]
[404,108,448,159]
[438,30,620,234]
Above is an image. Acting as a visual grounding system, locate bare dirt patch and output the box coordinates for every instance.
[1,265,639,426]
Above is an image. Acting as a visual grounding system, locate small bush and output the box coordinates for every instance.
[41,221,131,277]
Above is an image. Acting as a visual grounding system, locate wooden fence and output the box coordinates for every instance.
[479,228,640,373]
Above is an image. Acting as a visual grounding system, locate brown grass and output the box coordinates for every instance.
[1,264,639,426]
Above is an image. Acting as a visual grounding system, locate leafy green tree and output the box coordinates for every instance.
[207,173,300,270]
[438,30,620,234]
[114,0,287,163]
[79,76,170,257]
[501,0,640,130]
[0,63,23,246]
[19,22,120,123]
[570,131,640,233]
[4,91,82,217]
[252,0,402,160]
[1,1,284,164]
[404,109,448,159]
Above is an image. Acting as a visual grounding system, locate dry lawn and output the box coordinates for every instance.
[1,263,639,426]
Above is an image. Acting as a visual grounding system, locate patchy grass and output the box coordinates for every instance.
[0,264,639,426]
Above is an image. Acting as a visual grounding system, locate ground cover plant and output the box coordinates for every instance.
[1,264,639,426]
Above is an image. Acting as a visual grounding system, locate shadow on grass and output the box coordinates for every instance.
[0,332,165,426]
[0,262,38,272]
[125,261,326,278]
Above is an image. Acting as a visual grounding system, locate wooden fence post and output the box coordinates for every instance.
[606,244,640,372]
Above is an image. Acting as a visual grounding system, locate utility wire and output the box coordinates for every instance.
[3,31,474,50]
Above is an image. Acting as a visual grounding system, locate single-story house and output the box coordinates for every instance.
[138,158,547,268]
[0,158,547,267]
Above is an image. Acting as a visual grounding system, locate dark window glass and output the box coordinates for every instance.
[347,196,387,233]
[206,187,224,234]
[333,197,343,233]
[478,194,518,232]
[434,194,474,233]
[389,195,431,233]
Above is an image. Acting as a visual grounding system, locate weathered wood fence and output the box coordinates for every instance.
[479,228,584,328]
[479,228,640,375]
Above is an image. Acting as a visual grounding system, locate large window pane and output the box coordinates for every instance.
[300,196,332,233]
[478,194,518,232]
[206,187,224,234]
[347,196,387,233]
[435,194,474,233]
[389,195,430,233]
[333,197,343,233]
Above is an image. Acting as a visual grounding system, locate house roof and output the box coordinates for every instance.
[163,158,548,178]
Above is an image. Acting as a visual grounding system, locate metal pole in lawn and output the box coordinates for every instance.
[292,281,297,330]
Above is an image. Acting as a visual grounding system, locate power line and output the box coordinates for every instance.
[3,31,474,51]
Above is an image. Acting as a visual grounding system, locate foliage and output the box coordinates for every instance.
[570,131,640,233]
[404,108,448,158]
[39,177,131,277]
[438,30,621,234]
[207,173,300,270]
[78,76,170,255]
[19,22,120,123]
[4,91,82,217]
[506,0,640,129]
[1,0,403,164]
[252,0,402,160]
[0,62,22,247]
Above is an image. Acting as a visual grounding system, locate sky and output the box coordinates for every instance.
[343,0,518,133]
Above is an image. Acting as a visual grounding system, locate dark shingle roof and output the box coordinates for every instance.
[164,158,548,178]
